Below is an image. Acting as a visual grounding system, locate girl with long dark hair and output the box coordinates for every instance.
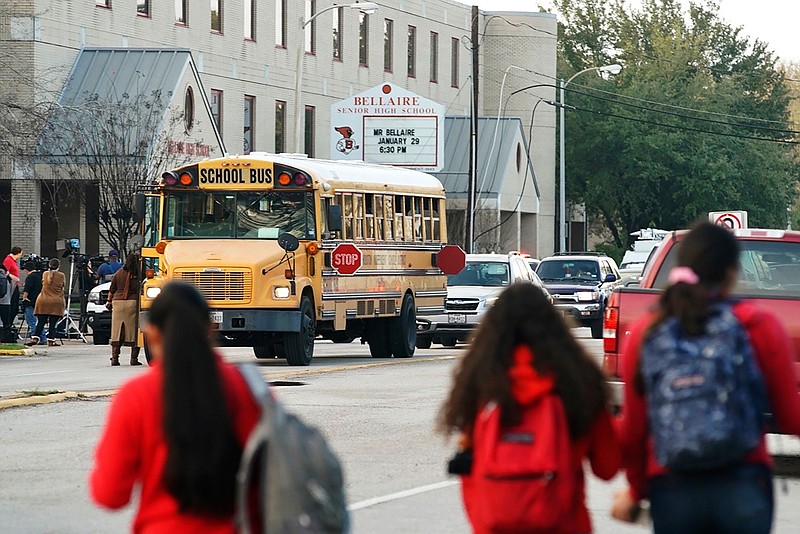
[440,282,620,533]
[613,222,800,532]
[90,282,259,532]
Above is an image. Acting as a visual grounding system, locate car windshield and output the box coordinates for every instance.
[447,261,510,287]
[164,190,316,240]
[537,259,600,281]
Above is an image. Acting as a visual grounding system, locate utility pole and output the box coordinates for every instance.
[466,5,479,254]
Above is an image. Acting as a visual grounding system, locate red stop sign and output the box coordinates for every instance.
[437,245,466,275]
[331,243,363,275]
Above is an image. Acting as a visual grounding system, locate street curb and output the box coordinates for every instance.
[0,391,79,409]
[0,354,458,410]
[0,348,36,357]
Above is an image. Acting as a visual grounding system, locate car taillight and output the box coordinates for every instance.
[603,306,618,353]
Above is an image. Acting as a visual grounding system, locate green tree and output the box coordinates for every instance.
[555,0,799,249]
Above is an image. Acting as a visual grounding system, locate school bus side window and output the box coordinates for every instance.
[342,193,353,240]
[414,196,423,241]
[394,196,404,241]
[365,194,375,240]
[374,194,383,240]
[384,195,394,240]
[432,199,441,241]
[353,193,364,239]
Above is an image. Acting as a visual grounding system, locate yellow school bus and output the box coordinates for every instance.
[135,153,463,365]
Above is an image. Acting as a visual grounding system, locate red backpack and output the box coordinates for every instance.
[461,393,575,534]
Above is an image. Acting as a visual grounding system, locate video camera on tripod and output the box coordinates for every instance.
[22,253,51,272]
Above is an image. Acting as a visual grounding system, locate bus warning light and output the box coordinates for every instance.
[278,172,292,186]
[179,172,193,186]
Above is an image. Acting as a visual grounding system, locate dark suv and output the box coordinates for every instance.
[536,253,620,338]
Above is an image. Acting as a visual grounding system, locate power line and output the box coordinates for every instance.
[565,86,800,136]
[570,105,800,145]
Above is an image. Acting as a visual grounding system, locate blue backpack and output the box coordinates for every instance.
[641,302,768,471]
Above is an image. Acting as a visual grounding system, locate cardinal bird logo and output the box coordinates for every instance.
[334,126,359,154]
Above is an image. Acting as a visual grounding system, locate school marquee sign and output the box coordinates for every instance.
[329,83,445,172]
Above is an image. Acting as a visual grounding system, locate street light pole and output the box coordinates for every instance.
[558,63,621,252]
[292,2,378,154]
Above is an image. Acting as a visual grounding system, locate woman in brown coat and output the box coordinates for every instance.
[107,253,141,366]
[29,258,66,347]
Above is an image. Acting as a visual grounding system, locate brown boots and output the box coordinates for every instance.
[111,343,142,366]
[130,346,142,366]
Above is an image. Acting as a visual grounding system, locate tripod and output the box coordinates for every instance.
[55,255,88,344]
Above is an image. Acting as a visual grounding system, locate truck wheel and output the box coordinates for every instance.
[389,293,416,358]
[254,345,276,359]
[283,296,315,366]
[415,337,432,349]
[367,320,392,358]
[591,321,603,339]
[143,336,152,365]
[93,332,109,345]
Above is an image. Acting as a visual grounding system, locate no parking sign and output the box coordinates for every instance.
[708,211,748,230]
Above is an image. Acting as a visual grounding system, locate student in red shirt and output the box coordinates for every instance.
[440,282,620,534]
[613,223,800,533]
[90,282,259,533]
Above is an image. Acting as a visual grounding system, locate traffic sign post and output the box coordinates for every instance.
[709,211,748,230]
[436,245,466,275]
[330,243,362,275]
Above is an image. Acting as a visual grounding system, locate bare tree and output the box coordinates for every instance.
[38,89,189,256]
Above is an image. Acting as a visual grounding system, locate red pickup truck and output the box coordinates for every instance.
[603,228,800,406]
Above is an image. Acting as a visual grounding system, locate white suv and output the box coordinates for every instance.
[416,252,548,348]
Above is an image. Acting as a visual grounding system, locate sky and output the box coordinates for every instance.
[458,0,800,65]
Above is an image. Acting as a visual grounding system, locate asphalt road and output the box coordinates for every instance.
[2,328,800,533]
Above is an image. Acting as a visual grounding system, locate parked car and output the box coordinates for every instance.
[86,281,111,345]
[536,253,621,339]
[416,252,546,348]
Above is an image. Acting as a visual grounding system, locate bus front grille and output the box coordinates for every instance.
[174,270,252,302]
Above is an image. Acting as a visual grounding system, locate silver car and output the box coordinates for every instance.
[415,253,548,348]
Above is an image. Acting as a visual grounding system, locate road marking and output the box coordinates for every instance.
[347,480,458,511]
[261,355,457,380]
[12,370,75,377]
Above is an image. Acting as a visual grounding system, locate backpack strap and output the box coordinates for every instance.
[235,363,273,534]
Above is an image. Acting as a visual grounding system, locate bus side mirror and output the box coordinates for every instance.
[327,204,343,233]
[134,193,146,223]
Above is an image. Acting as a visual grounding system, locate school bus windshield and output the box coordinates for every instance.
[164,190,317,240]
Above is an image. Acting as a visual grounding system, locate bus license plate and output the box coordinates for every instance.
[210,311,223,324]
[448,314,466,324]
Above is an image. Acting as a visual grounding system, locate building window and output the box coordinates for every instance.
[451,38,459,88]
[175,0,188,24]
[210,89,223,134]
[407,25,416,78]
[184,87,195,132]
[96,0,111,8]
[383,19,393,72]
[137,0,150,16]
[244,0,255,39]
[275,0,286,47]
[275,100,286,152]
[430,32,438,83]
[358,12,369,66]
[304,105,315,158]
[332,7,343,60]
[244,96,255,153]
[211,0,222,33]
[305,1,317,54]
